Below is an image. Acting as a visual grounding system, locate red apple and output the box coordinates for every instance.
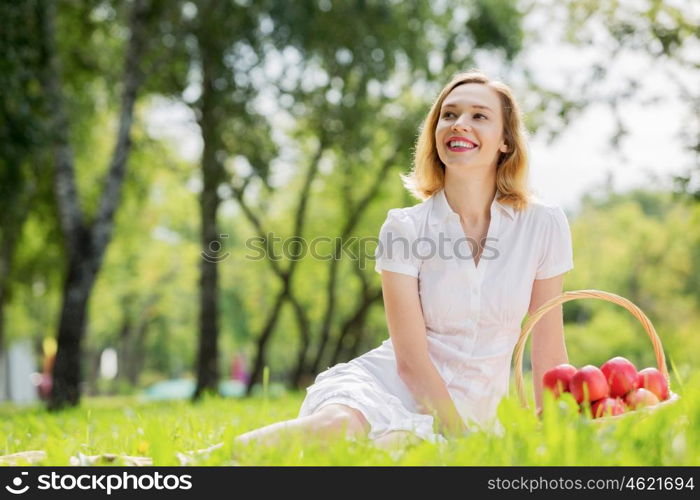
[637,368,669,401]
[543,363,578,398]
[570,365,610,404]
[600,356,638,397]
[624,387,660,410]
[591,397,627,418]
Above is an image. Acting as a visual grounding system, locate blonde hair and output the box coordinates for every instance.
[401,69,531,211]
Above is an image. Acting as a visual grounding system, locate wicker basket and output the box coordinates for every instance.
[512,289,679,422]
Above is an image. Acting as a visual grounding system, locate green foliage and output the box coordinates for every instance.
[562,189,700,374]
[466,0,524,59]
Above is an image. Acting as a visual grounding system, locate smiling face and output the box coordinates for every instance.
[435,83,508,171]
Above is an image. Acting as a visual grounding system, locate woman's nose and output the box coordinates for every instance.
[452,123,472,134]
[452,117,472,132]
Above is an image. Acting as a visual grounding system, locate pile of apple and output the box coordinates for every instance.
[543,356,670,418]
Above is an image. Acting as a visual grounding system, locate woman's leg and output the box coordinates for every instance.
[234,403,371,449]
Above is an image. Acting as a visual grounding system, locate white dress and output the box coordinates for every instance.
[298,187,574,442]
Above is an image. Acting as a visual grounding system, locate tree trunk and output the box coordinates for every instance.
[245,287,287,396]
[192,19,225,400]
[193,231,220,399]
[48,255,95,408]
[289,296,312,388]
[39,0,149,409]
[117,316,132,385]
[119,315,151,388]
[127,318,150,387]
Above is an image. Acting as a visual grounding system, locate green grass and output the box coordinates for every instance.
[1,371,699,466]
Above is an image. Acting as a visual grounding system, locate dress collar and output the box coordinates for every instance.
[429,187,515,226]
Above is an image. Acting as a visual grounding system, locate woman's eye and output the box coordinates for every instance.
[442,111,487,119]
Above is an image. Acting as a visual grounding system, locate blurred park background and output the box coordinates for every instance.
[1,0,699,413]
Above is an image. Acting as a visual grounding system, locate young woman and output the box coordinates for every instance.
[234,70,574,450]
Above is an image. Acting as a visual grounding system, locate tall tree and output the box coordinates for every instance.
[185,0,276,399]
[0,0,42,357]
[38,0,152,409]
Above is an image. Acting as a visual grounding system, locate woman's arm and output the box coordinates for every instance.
[380,269,468,437]
[528,273,568,414]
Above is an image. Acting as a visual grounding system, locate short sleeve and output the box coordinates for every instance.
[535,205,574,280]
[374,209,421,278]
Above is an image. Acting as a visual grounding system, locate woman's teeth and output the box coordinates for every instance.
[448,141,476,149]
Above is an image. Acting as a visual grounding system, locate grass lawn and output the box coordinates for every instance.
[1,372,698,466]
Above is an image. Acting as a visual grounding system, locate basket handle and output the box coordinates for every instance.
[513,289,669,409]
